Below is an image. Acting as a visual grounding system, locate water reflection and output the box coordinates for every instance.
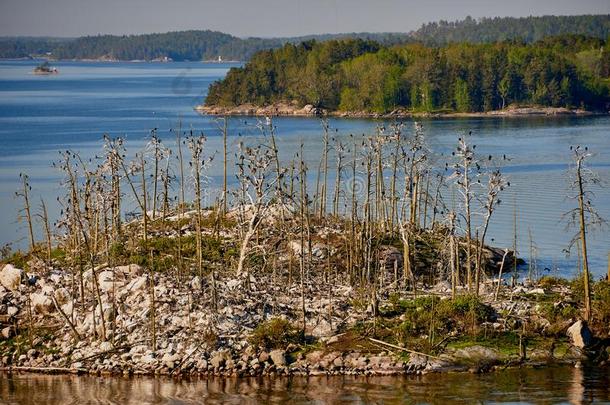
[1,366,610,404]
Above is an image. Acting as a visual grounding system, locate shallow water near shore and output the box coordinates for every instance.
[1,365,610,404]
[0,60,609,278]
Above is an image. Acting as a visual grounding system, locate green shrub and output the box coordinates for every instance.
[392,295,495,344]
[537,276,568,289]
[593,281,610,328]
[436,295,495,323]
[249,318,303,350]
[538,301,578,325]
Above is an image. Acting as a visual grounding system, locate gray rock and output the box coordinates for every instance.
[454,345,499,362]
[30,293,54,314]
[210,351,229,369]
[406,353,428,372]
[99,341,113,352]
[190,276,202,290]
[1,326,14,339]
[0,264,22,291]
[124,275,148,293]
[258,351,270,363]
[53,288,70,305]
[161,352,181,369]
[269,349,286,367]
[567,320,593,349]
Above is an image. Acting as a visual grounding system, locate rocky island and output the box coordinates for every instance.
[0,125,607,379]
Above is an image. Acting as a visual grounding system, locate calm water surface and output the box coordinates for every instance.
[1,365,610,404]
[0,60,609,278]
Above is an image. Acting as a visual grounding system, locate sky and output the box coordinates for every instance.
[1,0,609,38]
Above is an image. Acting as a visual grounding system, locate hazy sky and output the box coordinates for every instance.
[1,0,609,38]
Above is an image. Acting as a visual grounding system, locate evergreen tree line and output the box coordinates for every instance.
[205,36,610,113]
[412,14,610,45]
[1,14,609,61]
[0,30,409,61]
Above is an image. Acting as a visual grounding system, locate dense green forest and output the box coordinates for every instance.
[205,36,610,113]
[412,14,610,45]
[1,14,609,61]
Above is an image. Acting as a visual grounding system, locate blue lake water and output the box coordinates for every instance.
[0,60,609,279]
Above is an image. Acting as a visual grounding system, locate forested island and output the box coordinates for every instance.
[202,35,610,115]
[1,14,610,62]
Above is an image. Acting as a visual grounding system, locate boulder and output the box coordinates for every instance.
[0,264,22,291]
[269,349,286,367]
[31,293,54,314]
[54,288,70,305]
[258,351,270,363]
[454,345,499,362]
[114,264,142,277]
[98,270,120,292]
[567,320,593,349]
[124,275,148,293]
[210,350,230,369]
[406,353,428,372]
[161,352,181,369]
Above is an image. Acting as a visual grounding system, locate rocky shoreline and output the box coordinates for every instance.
[0,257,601,379]
[195,103,603,119]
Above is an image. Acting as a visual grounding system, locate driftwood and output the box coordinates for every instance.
[51,295,81,340]
[367,337,444,360]
[76,340,146,363]
[170,340,206,375]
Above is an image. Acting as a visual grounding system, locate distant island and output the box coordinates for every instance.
[202,35,610,115]
[32,61,58,75]
[1,14,610,62]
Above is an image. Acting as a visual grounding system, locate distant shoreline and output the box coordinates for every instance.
[0,57,242,63]
[196,103,607,119]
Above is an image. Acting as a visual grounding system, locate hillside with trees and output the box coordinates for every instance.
[0,31,409,61]
[413,14,610,45]
[204,36,610,113]
[1,14,609,61]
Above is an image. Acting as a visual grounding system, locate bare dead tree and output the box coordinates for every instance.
[450,133,481,292]
[474,167,508,295]
[563,145,606,321]
[187,133,213,280]
[16,173,35,253]
[234,140,284,288]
